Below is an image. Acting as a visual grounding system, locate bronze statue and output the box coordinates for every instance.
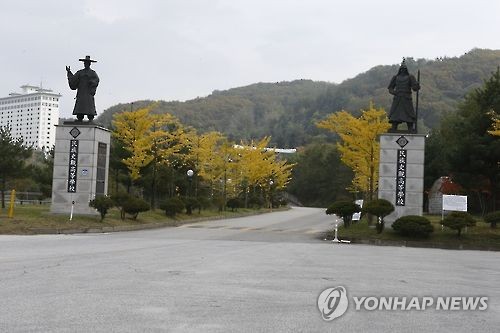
[388,59,420,132]
[66,56,100,121]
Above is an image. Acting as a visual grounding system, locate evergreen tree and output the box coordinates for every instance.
[438,68,500,213]
[0,127,32,208]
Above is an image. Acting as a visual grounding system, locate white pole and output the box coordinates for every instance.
[70,200,74,221]
[332,224,340,243]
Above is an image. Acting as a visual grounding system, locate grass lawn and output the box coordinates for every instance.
[0,203,270,235]
[325,214,500,250]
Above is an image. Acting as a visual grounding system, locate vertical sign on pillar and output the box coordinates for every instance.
[395,149,407,206]
[68,127,81,193]
[395,136,409,207]
[68,139,79,193]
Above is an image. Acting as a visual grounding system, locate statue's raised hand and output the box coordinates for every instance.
[66,66,71,73]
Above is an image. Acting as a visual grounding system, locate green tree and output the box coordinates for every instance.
[326,200,361,228]
[0,127,32,208]
[89,196,114,221]
[484,211,500,228]
[122,196,150,219]
[31,148,54,199]
[362,199,395,233]
[442,212,476,238]
[437,68,500,213]
[287,142,352,207]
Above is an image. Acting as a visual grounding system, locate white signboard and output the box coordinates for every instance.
[352,199,364,221]
[442,195,467,212]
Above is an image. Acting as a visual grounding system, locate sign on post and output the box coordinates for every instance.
[352,199,363,221]
[442,195,467,212]
[442,194,467,221]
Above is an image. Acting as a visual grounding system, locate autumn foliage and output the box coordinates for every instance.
[316,103,390,200]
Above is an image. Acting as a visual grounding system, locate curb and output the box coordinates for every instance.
[27,207,289,235]
[320,234,500,252]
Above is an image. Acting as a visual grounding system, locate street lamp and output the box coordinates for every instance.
[269,180,274,211]
[187,169,194,197]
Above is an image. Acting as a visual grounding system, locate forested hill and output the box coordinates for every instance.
[97,48,500,147]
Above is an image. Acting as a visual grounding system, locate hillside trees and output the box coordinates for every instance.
[316,104,390,201]
[97,49,500,146]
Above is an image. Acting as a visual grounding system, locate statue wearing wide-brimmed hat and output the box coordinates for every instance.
[66,55,100,121]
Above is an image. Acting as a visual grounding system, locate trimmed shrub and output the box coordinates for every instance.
[227,198,243,212]
[442,212,476,238]
[160,197,185,217]
[123,197,150,219]
[392,215,434,238]
[484,211,500,228]
[362,199,395,234]
[326,200,361,228]
[89,195,114,221]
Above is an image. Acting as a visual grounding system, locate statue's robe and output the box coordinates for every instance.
[67,68,99,116]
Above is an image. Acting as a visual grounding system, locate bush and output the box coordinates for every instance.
[392,215,434,238]
[362,199,395,234]
[111,192,131,220]
[160,197,185,217]
[227,197,243,212]
[484,211,500,228]
[182,196,200,215]
[326,200,361,228]
[196,196,210,214]
[248,195,265,209]
[442,212,476,238]
[211,196,225,212]
[123,197,150,219]
[89,195,114,221]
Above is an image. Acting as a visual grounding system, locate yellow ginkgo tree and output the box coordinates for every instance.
[488,111,500,136]
[236,137,294,208]
[317,103,390,201]
[112,106,155,181]
[113,105,193,207]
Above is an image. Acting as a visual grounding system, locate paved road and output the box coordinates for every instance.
[0,207,498,332]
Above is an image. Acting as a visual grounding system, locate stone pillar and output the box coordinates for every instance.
[378,133,425,224]
[50,122,111,215]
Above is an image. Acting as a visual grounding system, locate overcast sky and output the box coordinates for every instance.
[1,0,500,118]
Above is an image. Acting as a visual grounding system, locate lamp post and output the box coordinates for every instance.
[269,180,274,211]
[187,169,194,197]
[186,169,194,215]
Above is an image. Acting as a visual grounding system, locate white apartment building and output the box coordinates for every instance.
[0,85,61,151]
